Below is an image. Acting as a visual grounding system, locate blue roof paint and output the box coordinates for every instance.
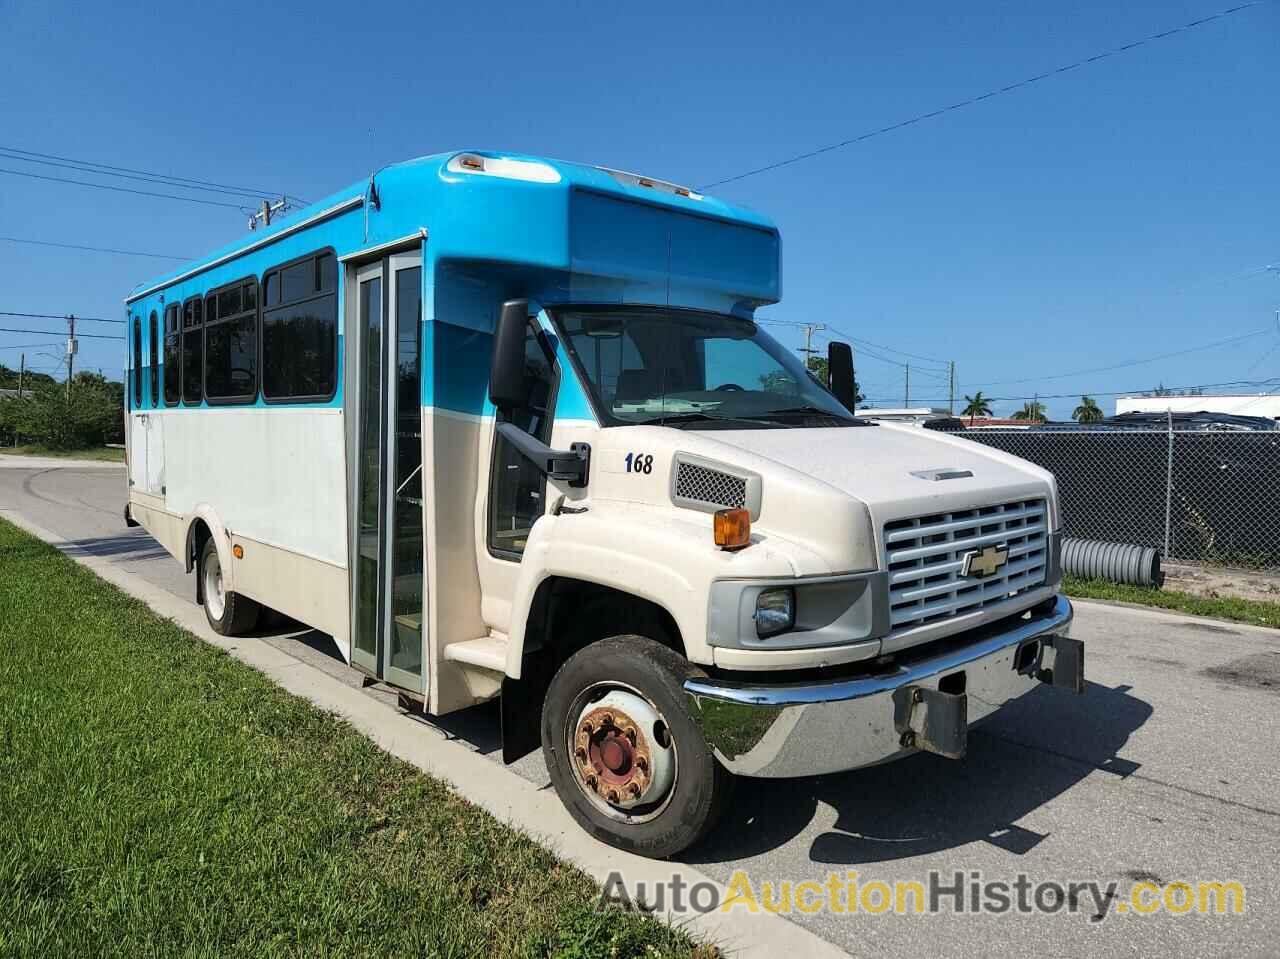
[125,150,783,419]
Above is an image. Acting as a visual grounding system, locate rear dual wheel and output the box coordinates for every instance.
[541,636,733,859]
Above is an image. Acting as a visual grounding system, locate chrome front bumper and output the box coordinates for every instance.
[684,595,1079,778]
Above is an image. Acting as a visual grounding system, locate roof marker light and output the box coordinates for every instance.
[599,167,704,200]
[447,154,561,184]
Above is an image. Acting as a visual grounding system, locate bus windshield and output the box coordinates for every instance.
[552,307,860,428]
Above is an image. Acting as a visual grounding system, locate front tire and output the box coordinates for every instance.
[200,537,259,636]
[541,636,733,859]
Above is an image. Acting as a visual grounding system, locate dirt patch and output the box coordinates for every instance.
[1163,562,1280,604]
[1202,651,1280,693]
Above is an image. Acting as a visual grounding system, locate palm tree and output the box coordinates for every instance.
[961,391,993,425]
[1011,400,1046,422]
[1072,395,1103,423]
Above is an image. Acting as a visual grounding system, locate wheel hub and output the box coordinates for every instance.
[204,551,225,620]
[572,690,675,810]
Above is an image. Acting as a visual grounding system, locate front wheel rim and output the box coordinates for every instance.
[204,551,225,621]
[564,681,678,825]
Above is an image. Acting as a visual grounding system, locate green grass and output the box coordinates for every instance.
[0,444,125,462]
[1064,574,1280,629]
[0,519,702,958]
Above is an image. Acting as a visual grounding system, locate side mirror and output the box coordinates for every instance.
[489,299,530,411]
[828,341,856,412]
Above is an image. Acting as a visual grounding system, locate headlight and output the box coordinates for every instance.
[754,587,795,638]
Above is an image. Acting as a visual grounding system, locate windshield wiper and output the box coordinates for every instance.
[642,411,785,429]
[753,405,868,425]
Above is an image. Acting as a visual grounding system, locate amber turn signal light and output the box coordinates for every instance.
[232,544,244,559]
[713,508,751,550]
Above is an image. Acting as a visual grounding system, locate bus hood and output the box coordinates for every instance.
[702,422,1059,530]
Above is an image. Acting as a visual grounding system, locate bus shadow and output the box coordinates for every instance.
[684,681,1152,866]
[62,531,171,563]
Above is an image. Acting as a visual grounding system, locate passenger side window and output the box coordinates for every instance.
[163,304,181,405]
[204,278,258,402]
[182,297,203,405]
[148,311,159,407]
[262,251,338,401]
[487,323,557,558]
[132,318,142,409]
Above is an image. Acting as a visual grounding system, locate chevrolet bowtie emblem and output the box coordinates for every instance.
[962,544,1009,578]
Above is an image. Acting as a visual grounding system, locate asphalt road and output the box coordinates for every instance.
[3,456,1278,957]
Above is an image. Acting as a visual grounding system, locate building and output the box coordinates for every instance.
[1116,394,1280,421]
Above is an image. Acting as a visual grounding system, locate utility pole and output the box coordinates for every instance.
[66,314,76,401]
[797,324,826,376]
[904,364,910,407]
[14,353,22,448]
[948,361,956,415]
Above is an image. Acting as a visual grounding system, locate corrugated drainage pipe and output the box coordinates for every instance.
[1062,538,1164,588]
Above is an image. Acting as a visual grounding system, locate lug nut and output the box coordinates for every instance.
[575,747,587,761]
[636,757,649,773]
[625,727,638,744]
[586,774,598,791]
[606,789,620,803]
[628,783,642,798]
[582,721,593,734]
[601,713,614,726]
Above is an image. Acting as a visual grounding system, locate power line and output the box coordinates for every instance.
[977,326,1272,387]
[0,311,122,325]
[1,236,189,260]
[0,342,59,351]
[0,150,282,202]
[0,144,297,201]
[825,326,950,367]
[701,2,1267,189]
[0,167,247,209]
[0,326,123,340]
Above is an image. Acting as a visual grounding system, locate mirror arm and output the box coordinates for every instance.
[497,422,591,488]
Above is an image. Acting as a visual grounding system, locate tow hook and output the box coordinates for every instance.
[1039,635,1085,694]
[894,685,968,760]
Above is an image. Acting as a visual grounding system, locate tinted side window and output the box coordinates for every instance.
[182,298,203,405]
[148,311,159,407]
[487,324,557,558]
[132,318,142,409]
[205,278,258,402]
[163,304,181,405]
[262,251,338,401]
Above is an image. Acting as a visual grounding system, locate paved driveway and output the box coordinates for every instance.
[3,459,1277,956]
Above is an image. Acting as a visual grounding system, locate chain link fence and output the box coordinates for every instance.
[957,428,1280,571]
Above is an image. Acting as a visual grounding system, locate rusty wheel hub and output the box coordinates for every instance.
[571,689,676,811]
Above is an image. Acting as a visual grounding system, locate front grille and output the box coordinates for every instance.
[884,498,1048,633]
[674,461,747,510]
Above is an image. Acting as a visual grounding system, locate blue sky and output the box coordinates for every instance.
[1,0,1276,419]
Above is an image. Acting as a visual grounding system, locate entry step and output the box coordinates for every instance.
[443,633,508,673]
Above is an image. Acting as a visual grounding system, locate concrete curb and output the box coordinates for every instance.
[2,510,849,959]
[0,454,124,470]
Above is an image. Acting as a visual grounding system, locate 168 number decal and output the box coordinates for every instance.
[623,452,654,475]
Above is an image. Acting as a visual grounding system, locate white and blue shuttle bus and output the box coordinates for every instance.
[125,150,1081,857]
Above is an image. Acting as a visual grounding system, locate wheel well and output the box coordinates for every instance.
[499,577,685,765]
[186,519,212,604]
[528,577,683,662]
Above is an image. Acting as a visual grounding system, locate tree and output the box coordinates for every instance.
[1072,395,1103,423]
[794,356,864,405]
[1011,400,1046,422]
[0,372,123,450]
[961,391,993,425]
